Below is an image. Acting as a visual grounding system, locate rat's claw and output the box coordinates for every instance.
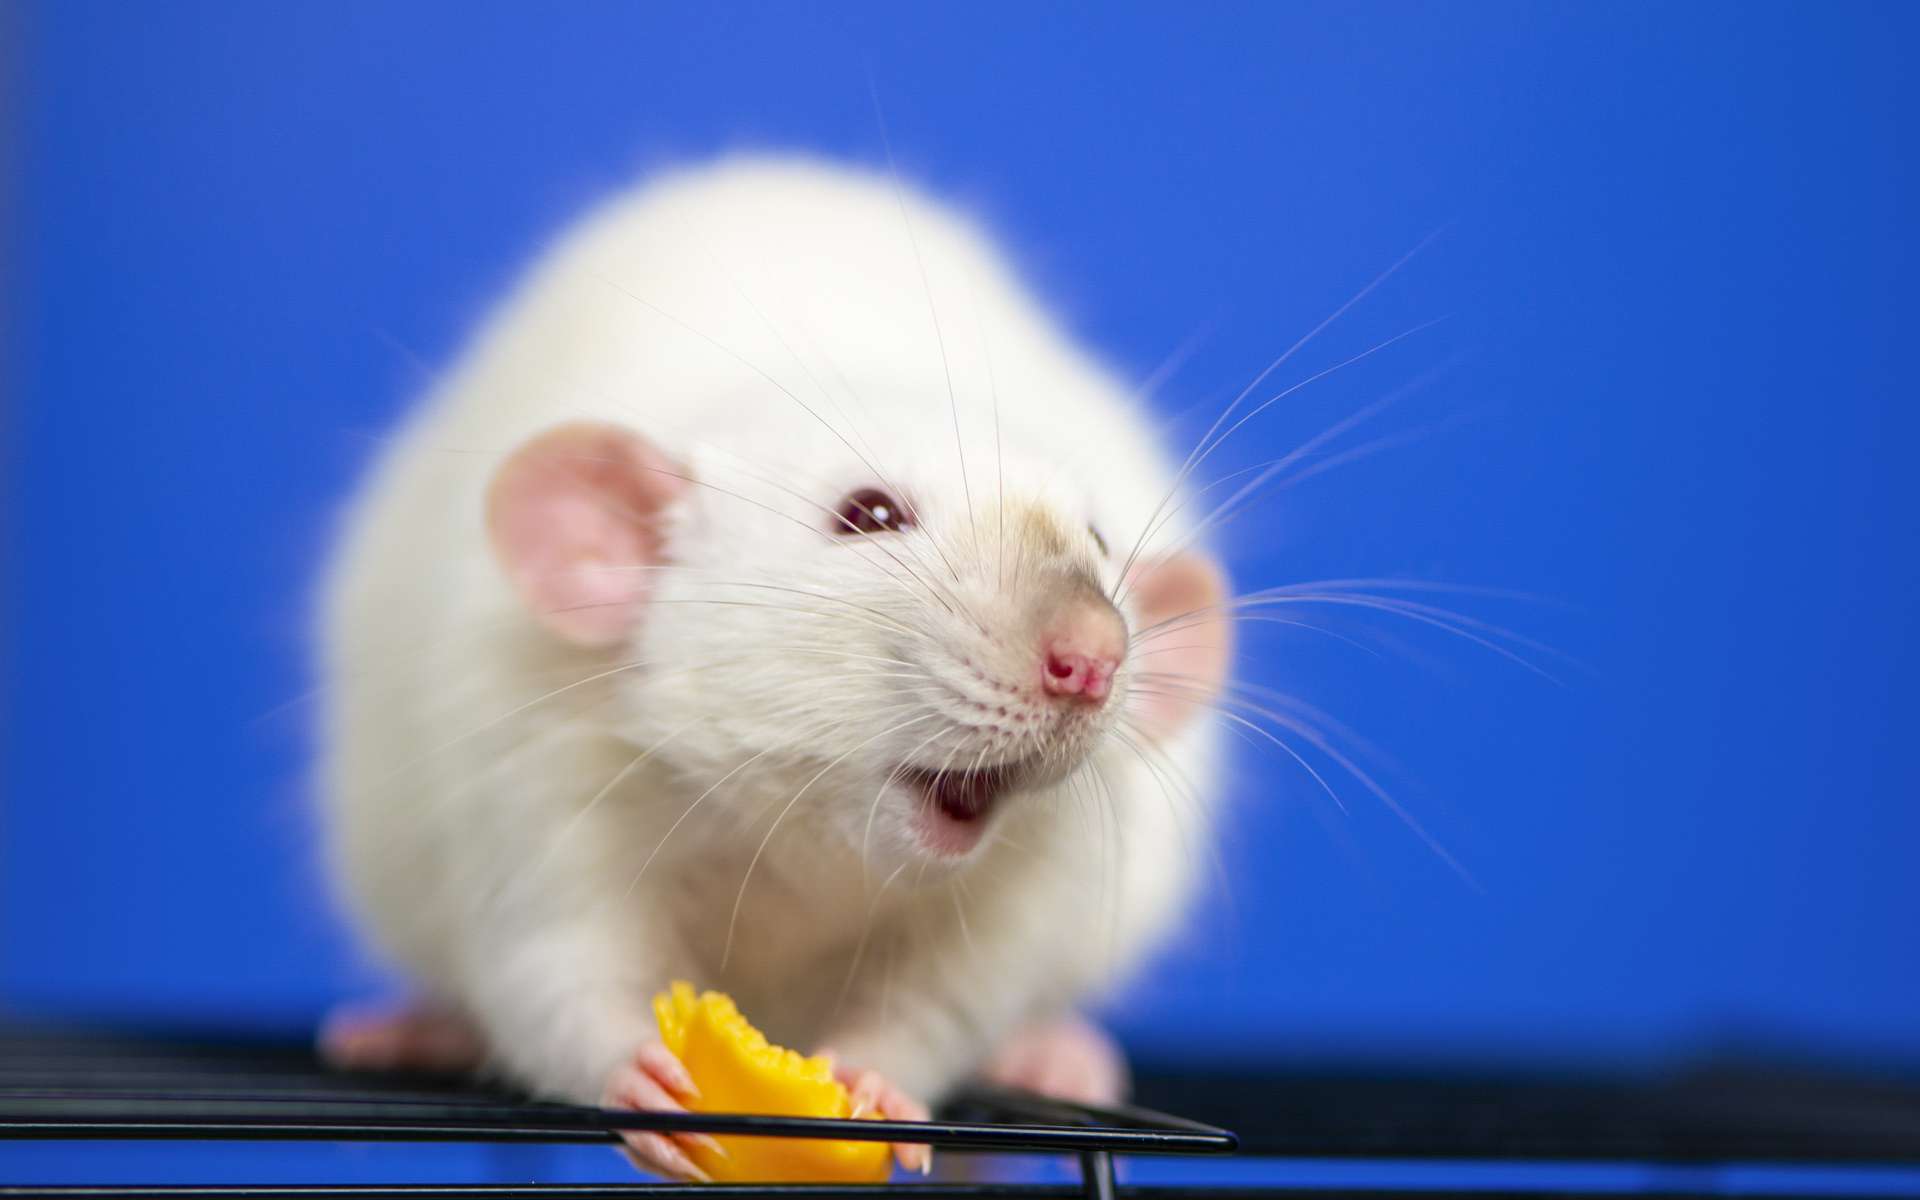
[844,1069,881,1119]
[617,1132,711,1184]
[633,1040,701,1101]
[603,1043,727,1180]
[833,1064,931,1174]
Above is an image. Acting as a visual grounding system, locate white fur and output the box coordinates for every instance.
[317,157,1224,1104]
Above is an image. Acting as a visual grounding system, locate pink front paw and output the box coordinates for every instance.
[984,1015,1128,1106]
[603,1041,728,1182]
[820,1055,933,1174]
[318,1002,486,1074]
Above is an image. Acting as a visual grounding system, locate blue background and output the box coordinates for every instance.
[4,1,1918,1182]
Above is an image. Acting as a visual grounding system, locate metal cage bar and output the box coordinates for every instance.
[9,1030,1920,1199]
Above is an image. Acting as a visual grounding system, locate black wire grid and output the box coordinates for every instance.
[5,1030,1920,1199]
[0,1031,1225,1200]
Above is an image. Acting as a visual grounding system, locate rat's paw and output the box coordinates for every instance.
[603,1041,727,1183]
[984,1015,1128,1106]
[822,1058,932,1174]
[319,1002,486,1074]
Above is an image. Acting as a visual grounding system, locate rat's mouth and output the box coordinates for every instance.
[900,761,1026,855]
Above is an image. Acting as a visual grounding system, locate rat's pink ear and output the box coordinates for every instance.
[1127,551,1232,739]
[486,422,688,647]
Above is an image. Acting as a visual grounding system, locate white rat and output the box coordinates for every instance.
[315,156,1231,1178]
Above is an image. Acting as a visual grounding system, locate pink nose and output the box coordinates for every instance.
[1040,599,1126,705]
[1044,649,1117,702]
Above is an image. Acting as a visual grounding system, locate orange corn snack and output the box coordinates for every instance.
[651,982,892,1183]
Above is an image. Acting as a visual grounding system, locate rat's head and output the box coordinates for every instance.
[484,413,1229,875]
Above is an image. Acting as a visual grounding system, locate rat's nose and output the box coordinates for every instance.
[1040,596,1126,705]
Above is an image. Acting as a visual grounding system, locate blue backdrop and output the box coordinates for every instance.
[4,0,1916,1102]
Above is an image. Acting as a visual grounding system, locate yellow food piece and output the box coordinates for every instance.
[651,981,891,1183]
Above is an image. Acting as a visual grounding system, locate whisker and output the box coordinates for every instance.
[367,425,961,618]
[1239,594,1562,681]
[833,859,909,1022]
[686,450,968,618]
[1114,233,1445,592]
[1116,346,1451,609]
[1108,721,1236,928]
[1130,585,1570,679]
[1131,679,1348,815]
[373,657,656,786]
[1132,677,1480,890]
[1131,319,1217,403]
[589,268,968,587]
[862,723,952,878]
[1233,588,1580,667]
[1244,576,1567,605]
[1086,753,1126,975]
[670,205,897,485]
[619,731,819,902]
[947,881,977,962]
[961,267,1007,595]
[1120,319,1446,596]
[868,80,976,562]
[516,717,704,896]
[723,711,942,968]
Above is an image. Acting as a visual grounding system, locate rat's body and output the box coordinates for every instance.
[317,158,1230,1168]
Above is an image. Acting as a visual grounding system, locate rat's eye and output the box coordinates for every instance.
[834,488,914,535]
[1089,524,1110,557]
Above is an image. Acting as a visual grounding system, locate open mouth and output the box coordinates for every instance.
[899,760,1027,854]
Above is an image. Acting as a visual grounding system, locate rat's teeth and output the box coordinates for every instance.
[908,761,1026,825]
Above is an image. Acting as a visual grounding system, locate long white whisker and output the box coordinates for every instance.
[833,860,910,1022]
[1114,234,1444,590]
[589,268,968,586]
[1116,348,1450,610]
[862,723,953,879]
[868,80,976,562]
[375,658,653,786]
[723,711,941,967]
[620,735,811,902]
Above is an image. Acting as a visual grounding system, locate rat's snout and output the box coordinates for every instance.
[1039,592,1126,705]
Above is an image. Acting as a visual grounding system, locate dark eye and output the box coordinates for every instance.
[834,488,914,535]
[1089,524,1110,557]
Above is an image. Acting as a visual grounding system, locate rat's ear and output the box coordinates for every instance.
[486,422,688,647]
[1127,551,1231,739]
